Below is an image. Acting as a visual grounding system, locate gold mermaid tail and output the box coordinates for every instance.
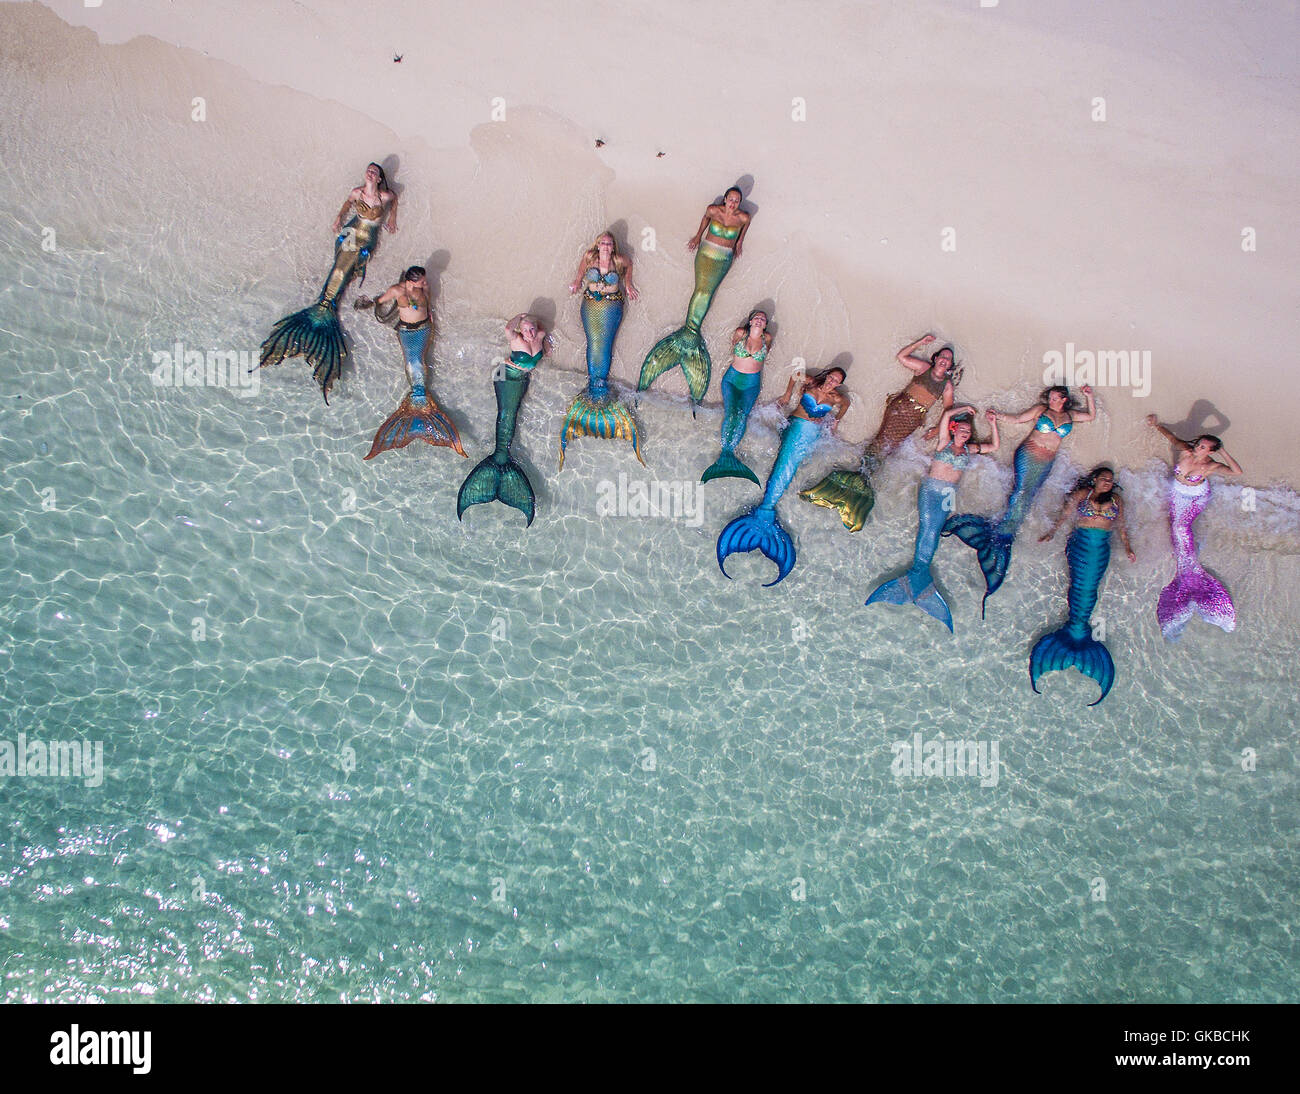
[364,392,466,460]
[558,392,645,468]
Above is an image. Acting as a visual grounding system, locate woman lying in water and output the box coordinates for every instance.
[701,309,774,484]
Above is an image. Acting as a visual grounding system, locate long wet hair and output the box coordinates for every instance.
[583,230,622,266]
[367,162,389,191]
[809,366,847,392]
[1043,385,1076,409]
[1073,464,1119,506]
[931,344,963,389]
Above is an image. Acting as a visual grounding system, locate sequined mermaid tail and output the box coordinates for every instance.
[942,442,1055,615]
[259,214,380,403]
[865,477,955,632]
[364,322,466,460]
[1156,479,1236,639]
[800,389,929,531]
[559,294,644,467]
[1030,526,1115,706]
[456,365,535,526]
[717,416,821,587]
[701,367,762,484]
[639,240,734,403]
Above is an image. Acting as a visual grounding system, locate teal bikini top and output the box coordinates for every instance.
[1035,413,1073,437]
[734,338,768,362]
[510,348,543,370]
[933,443,971,471]
[585,266,620,287]
[800,392,833,418]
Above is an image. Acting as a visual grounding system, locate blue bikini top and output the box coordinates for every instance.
[585,266,620,286]
[1035,413,1073,437]
[800,392,834,418]
[933,443,971,471]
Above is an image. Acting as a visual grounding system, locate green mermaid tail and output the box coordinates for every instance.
[560,293,644,466]
[259,212,380,403]
[457,364,536,526]
[799,469,876,532]
[702,366,761,484]
[639,240,734,403]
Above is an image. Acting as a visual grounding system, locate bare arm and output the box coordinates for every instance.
[981,412,1001,455]
[384,191,398,232]
[998,404,1047,426]
[569,249,595,293]
[1211,448,1243,476]
[618,255,639,300]
[732,212,752,258]
[1039,490,1083,542]
[1070,385,1097,423]
[1145,414,1189,451]
[1114,497,1136,562]
[895,334,936,375]
[332,195,354,232]
[688,213,711,250]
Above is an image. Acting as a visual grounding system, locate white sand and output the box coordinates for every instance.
[15,0,1300,483]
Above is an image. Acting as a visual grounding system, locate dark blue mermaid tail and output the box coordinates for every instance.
[865,477,955,632]
[639,241,734,403]
[365,321,466,460]
[717,416,822,586]
[701,367,762,484]
[457,364,535,526]
[1030,526,1115,705]
[1156,479,1236,639]
[560,293,644,467]
[943,442,1055,615]
[259,213,380,403]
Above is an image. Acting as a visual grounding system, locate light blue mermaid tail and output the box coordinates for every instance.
[1030,526,1115,706]
[560,293,644,467]
[865,477,955,632]
[259,213,380,403]
[364,322,466,459]
[457,364,535,526]
[717,416,821,586]
[942,442,1055,615]
[639,240,734,403]
[701,366,762,484]
[1156,479,1236,640]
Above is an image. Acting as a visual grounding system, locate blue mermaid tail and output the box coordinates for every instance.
[1030,526,1115,705]
[943,442,1055,615]
[639,240,734,403]
[364,321,466,459]
[259,213,379,403]
[559,293,644,467]
[717,416,821,586]
[457,364,535,526]
[701,366,761,484]
[866,477,955,632]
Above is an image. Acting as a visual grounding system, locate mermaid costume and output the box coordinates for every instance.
[260,196,383,403]
[364,309,466,460]
[864,444,972,632]
[800,365,951,532]
[1030,497,1117,705]
[456,350,540,526]
[639,221,738,403]
[716,393,831,586]
[943,414,1071,615]
[558,268,644,467]
[701,339,766,484]
[1156,477,1236,639]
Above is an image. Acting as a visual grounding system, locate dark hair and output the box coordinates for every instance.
[724,186,743,200]
[402,265,426,282]
[368,162,388,188]
[1193,434,1223,451]
[1043,385,1074,407]
[812,366,846,388]
[1074,464,1118,505]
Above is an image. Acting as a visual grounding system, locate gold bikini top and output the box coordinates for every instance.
[352,195,385,219]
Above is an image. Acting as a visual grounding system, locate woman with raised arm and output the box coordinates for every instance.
[943,383,1097,615]
[1146,414,1242,639]
[701,309,773,484]
[800,335,958,532]
[1031,467,1135,706]
[717,366,849,586]
[639,186,752,404]
[865,408,1000,632]
[560,231,644,467]
[456,314,546,527]
[260,162,398,402]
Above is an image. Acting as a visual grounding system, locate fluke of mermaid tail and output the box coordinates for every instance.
[364,390,466,460]
[639,328,712,404]
[865,572,953,633]
[701,450,759,485]
[1156,479,1236,640]
[799,469,876,532]
[259,303,346,404]
[1030,629,1115,707]
[717,507,795,587]
[457,367,535,526]
[558,391,645,469]
[940,514,1011,618]
[1030,526,1115,706]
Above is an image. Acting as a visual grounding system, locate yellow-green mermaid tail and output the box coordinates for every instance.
[560,292,644,467]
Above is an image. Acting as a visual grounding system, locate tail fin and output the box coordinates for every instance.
[941,514,1012,617]
[717,507,795,587]
[558,392,645,469]
[865,573,954,633]
[1156,570,1237,640]
[799,469,875,532]
[701,450,760,485]
[638,328,711,403]
[456,455,535,526]
[1029,627,1115,706]
[259,302,346,403]
[364,392,467,460]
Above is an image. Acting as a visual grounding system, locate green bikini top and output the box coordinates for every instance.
[707,218,740,241]
[734,338,768,362]
[510,348,543,370]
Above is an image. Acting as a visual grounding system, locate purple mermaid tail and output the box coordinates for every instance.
[1156,478,1236,640]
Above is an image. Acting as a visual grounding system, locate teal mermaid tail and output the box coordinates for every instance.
[457,365,535,526]
[259,213,379,403]
[717,416,821,586]
[364,321,466,459]
[559,293,644,467]
[1030,526,1115,705]
[702,366,761,484]
[943,442,1055,614]
[865,477,954,632]
[639,240,734,403]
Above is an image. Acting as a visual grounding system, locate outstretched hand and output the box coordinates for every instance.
[1126,549,1137,563]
